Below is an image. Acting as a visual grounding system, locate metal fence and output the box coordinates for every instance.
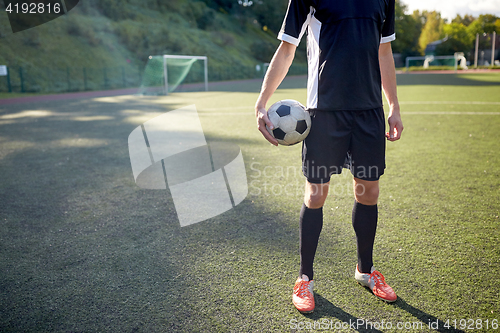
[0,66,143,93]
[0,62,308,94]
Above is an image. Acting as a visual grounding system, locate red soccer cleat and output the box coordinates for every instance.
[355,266,397,302]
[292,275,315,313]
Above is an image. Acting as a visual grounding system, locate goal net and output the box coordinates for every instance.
[405,53,468,72]
[138,55,208,95]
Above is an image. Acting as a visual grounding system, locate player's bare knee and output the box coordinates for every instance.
[304,182,329,209]
[353,179,379,205]
[355,190,379,206]
[305,195,327,209]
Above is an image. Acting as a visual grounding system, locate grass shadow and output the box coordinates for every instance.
[396,73,500,86]
[299,293,383,333]
[391,297,466,333]
[177,75,307,93]
[0,93,305,331]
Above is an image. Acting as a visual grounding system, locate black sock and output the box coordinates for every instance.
[299,203,323,280]
[352,201,378,274]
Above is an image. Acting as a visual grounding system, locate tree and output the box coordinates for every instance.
[202,0,236,13]
[391,0,421,56]
[452,14,475,26]
[467,15,500,49]
[445,22,474,45]
[251,0,288,33]
[418,11,445,54]
[412,10,428,27]
[467,14,499,35]
[435,22,475,55]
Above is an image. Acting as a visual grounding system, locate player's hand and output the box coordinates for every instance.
[386,107,403,141]
[256,106,279,146]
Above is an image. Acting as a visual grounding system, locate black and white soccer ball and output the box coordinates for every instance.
[266,99,311,146]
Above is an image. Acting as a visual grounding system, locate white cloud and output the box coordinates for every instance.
[468,0,500,12]
[402,0,500,21]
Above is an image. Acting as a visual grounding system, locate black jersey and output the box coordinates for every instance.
[278,0,395,111]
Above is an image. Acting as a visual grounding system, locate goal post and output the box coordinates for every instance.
[138,55,208,95]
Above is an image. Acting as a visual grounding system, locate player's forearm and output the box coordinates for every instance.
[256,41,296,110]
[379,43,399,113]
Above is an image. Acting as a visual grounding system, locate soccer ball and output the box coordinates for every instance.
[266,99,311,146]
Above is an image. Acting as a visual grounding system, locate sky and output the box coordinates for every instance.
[402,0,500,21]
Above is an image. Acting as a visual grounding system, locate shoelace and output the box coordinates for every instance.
[369,271,387,287]
[294,281,312,297]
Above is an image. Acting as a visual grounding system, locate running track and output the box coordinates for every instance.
[1,70,499,106]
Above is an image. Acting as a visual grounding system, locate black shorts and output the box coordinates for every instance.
[302,108,386,183]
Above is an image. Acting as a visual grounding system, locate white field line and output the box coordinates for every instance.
[199,111,500,116]
[400,101,500,105]
[199,101,500,111]
[199,106,253,111]
[198,103,500,116]
[198,113,253,116]
[403,112,500,115]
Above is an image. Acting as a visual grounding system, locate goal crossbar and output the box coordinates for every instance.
[163,55,207,60]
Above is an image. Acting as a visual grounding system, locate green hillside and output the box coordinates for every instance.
[0,0,307,93]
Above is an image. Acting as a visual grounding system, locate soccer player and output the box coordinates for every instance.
[255,0,404,313]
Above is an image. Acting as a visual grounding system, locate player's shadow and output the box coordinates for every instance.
[391,297,465,333]
[302,293,383,333]
[301,294,466,333]
[396,73,500,86]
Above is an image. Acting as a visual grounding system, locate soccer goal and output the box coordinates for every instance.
[405,53,468,72]
[138,55,208,95]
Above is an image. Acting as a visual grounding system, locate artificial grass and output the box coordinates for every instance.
[0,73,499,332]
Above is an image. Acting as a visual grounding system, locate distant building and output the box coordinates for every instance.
[425,36,449,55]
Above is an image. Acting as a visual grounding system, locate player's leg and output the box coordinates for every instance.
[299,109,348,282]
[293,110,350,313]
[300,180,329,279]
[350,108,385,274]
[352,177,379,273]
[292,181,328,313]
[350,108,396,302]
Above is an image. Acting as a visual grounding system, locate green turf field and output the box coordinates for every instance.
[0,73,499,332]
